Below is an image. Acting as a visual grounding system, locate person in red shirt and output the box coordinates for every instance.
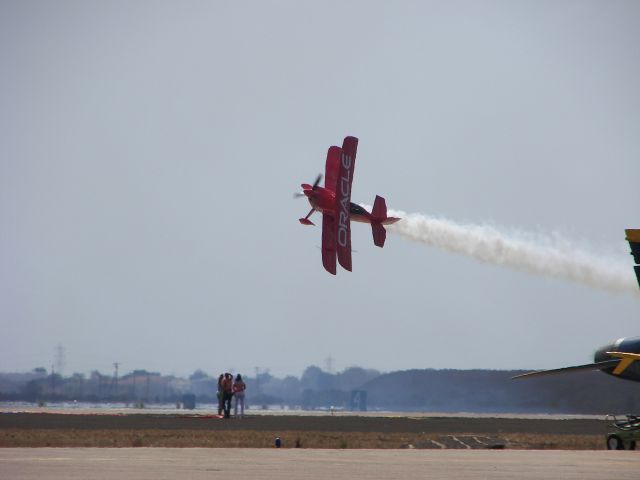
[216,374,224,416]
[233,374,246,418]
[221,373,234,418]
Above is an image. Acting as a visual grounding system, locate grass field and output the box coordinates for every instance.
[0,428,603,449]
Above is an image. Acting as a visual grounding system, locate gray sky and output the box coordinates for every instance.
[2,1,639,378]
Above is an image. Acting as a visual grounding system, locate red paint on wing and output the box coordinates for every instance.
[325,146,341,193]
[322,213,337,275]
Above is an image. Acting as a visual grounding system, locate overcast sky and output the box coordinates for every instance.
[2,1,639,378]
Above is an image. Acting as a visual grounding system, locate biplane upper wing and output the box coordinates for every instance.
[336,136,358,271]
[321,146,341,275]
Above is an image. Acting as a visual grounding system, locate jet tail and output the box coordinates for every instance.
[625,229,640,288]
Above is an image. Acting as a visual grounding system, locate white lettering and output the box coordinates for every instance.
[337,153,352,248]
[340,177,349,196]
[338,227,348,247]
[340,195,349,212]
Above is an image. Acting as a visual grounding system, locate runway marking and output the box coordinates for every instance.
[450,436,471,449]
[429,439,446,449]
[0,456,118,463]
[0,457,72,462]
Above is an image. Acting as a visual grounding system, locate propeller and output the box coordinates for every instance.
[294,174,322,199]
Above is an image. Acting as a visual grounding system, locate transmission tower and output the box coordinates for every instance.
[325,355,334,374]
[113,362,120,395]
[54,344,65,377]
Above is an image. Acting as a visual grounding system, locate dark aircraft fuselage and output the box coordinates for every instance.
[594,336,640,382]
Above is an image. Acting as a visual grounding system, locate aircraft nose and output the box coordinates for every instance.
[594,342,616,363]
[594,336,640,362]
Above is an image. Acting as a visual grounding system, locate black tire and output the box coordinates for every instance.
[607,435,624,450]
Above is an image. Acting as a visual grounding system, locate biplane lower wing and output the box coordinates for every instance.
[320,146,342,275]
[322,213,337,275]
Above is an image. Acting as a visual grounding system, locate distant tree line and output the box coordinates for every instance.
[363,369,640,414]
[0,368,188,404]
[2,366,640,414]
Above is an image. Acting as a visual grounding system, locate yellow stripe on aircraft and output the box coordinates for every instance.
[607,351,640,375]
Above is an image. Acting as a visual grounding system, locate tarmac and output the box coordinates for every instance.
[0,404,605,419]
[0,411,606,435]
[1,448,638,480]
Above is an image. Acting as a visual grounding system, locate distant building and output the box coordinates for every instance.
[350,390,367,411]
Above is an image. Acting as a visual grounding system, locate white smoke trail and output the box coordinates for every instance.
[385,209,639,296]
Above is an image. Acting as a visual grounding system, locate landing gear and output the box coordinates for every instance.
[606,414,640,450]
[299,209,315,226]
[607,435,623,450]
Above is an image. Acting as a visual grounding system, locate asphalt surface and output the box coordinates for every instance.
[1,448,637,480]
[0,412,607,435]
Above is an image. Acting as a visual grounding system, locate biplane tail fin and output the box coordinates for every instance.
[370,195,400,248]
[625,229,640,288]
[371,195,388,220]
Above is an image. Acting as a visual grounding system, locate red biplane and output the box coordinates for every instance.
[298,136,400,274]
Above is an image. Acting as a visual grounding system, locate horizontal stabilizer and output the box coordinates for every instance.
[372,222,386,248]
[512,359,620,380]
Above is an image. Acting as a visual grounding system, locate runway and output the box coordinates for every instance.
[0,411,609,449]
[1,448,637,480]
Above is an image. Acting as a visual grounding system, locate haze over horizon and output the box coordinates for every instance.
[2,1,639,378]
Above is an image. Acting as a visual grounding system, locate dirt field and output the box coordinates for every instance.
[0,412,609,449]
